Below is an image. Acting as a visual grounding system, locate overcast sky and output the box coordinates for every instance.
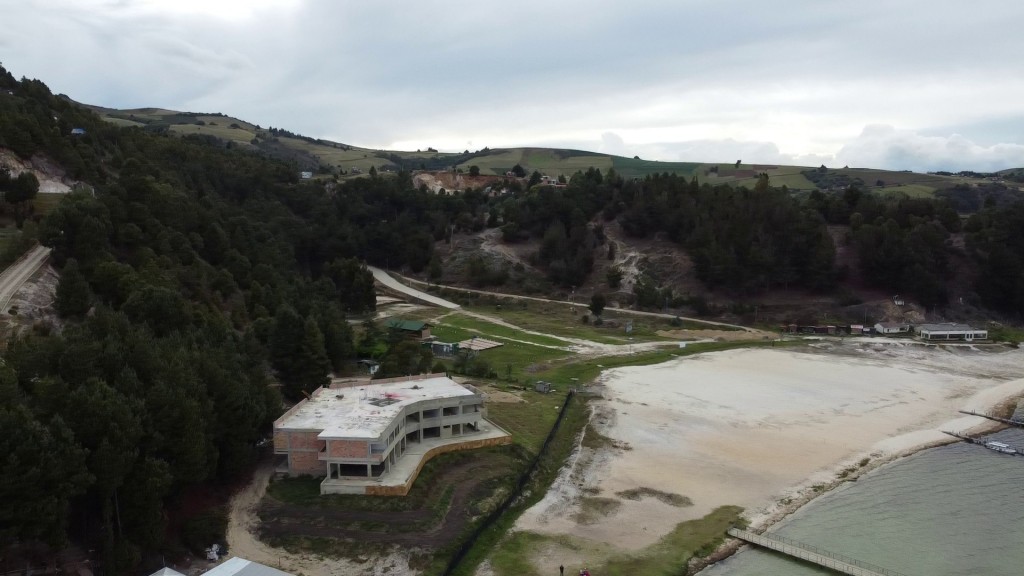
[3,0,1024,171]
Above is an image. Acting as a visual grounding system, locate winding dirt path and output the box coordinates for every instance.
[0,244,50,314]
[385,270,757,333]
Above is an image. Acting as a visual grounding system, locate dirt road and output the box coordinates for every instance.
[368,266,461,309]
[386,270,757,332]
[0,244,51,314]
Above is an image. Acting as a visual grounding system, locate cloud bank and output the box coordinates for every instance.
[2,0,1024,171]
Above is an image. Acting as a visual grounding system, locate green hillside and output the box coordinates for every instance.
[87,106,1013,196]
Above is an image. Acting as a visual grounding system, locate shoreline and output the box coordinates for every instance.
[510,341,1024,576]
[686,390,1023,575]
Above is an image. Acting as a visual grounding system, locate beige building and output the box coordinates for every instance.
[273,374,510,495]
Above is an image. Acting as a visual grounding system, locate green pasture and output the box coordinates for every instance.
[876,184,936,198]
[442,314,572,347]
[170,122,257,145]
[489,506,743,576]
[0,227,20,253]
[455,149,525,175]
[463,302,676,344]
[611,157,700,179]
[278,138,395,172]
[33,192,65,216]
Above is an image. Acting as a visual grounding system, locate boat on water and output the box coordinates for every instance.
[983,441,1017,455]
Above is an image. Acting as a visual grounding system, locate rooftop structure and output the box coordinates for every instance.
[274,374,510,495]
[148,558,293,576]
[917,323,987,341]
[279,375,476,439]
[386,319,432,339]
[203,559,292,576]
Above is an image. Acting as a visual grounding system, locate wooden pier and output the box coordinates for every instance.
[942,430,1023,456]
[727,528,908,576]
[958,410,1024,428]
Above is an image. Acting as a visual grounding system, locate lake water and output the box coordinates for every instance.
[700,428,1024,576]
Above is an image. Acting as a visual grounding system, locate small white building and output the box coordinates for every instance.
[299,171,313,179]
[874,322,910,334]
[917,323,988,341]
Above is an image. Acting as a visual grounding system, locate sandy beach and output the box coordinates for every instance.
[511,340,1024,570]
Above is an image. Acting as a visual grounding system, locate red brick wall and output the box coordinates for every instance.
[273,430,289,452]
[289,431,325,451]
[290,451,325,475]
[328,439,368,458]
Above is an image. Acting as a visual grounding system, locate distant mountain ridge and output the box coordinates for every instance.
[84,104,1022,197]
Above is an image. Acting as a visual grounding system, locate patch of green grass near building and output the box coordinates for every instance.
[443,314,571,347]
[486,390,570,453]
[463,303,680,344]
[449,394,589,576]
[489,506,743,576]
[266,448,513,511]
[430,323,570,383]
[33,192,66,216]
[988,324,1024,345]
[533,340,779,386]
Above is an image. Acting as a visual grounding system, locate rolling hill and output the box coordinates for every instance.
[85,105,1017,196]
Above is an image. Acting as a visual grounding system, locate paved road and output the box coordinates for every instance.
[367,265,461,309]
[0,244,51,314]
[385,269,757,332]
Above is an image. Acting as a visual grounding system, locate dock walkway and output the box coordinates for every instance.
[727,528,908,576]
[958,409,1024,428]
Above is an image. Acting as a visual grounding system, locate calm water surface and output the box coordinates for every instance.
[701,428,1024,576]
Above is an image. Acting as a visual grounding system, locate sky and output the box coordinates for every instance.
[3,0,1024,172]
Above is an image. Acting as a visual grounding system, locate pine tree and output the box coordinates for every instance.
[56,258,91,317]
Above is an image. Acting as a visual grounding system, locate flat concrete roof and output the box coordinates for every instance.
[203,559,292,576]
[277,376,478,440]
[918,323,982,332]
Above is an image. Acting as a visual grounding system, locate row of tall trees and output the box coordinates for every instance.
[0,65,386,569]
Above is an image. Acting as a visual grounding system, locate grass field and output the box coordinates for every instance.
[33,192,66,216]
[0,227,21,254]
[278,138,396,172]
[489,506,744,576]
[170,122,258,145]
[428,320,571,384]
[463,303,677,344]
[442,314,573,347]
[876,184,937,198]
[611,157,700,179]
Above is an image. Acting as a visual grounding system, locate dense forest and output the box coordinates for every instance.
[2,63,1024,573]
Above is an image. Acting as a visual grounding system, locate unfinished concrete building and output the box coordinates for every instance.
[273,374,511,495]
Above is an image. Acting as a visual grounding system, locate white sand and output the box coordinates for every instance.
[513,342,1024,559]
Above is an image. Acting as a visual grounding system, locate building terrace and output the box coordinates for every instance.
[273,373,511,495]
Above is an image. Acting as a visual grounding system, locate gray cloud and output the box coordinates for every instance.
[3,0,1024,171]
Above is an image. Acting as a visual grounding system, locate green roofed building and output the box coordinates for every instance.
[387,319,432,339]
